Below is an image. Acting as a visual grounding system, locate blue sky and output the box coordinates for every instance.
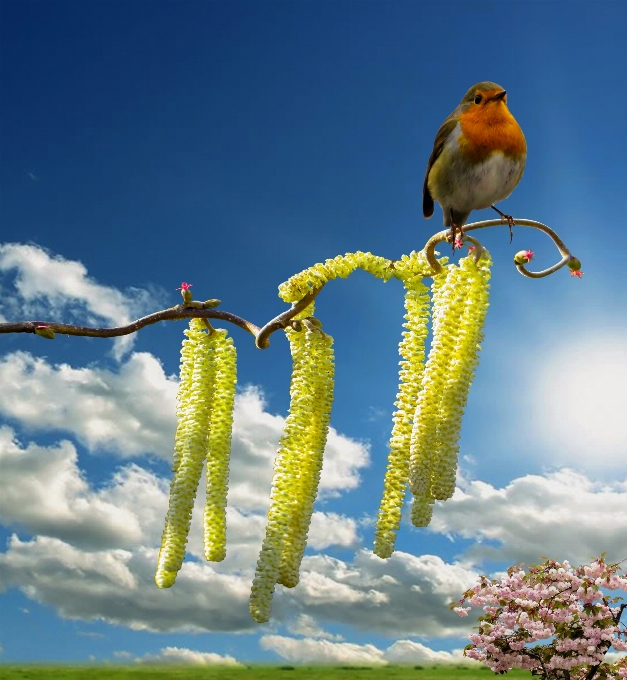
[1,0,626,668]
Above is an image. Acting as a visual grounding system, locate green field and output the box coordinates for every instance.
[0,665,534,680]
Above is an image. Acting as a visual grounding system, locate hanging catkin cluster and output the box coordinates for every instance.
[373,277,431,558]
[409,251,492,530]
[249,308,335,623]
[155,320,236,588]
[155,246,492,623]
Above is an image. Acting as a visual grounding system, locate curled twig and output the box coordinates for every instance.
[255,287,323,349]
[462,235,485,264]
[424,218,575,278]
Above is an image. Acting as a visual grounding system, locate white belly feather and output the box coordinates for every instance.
[428,123,526,214]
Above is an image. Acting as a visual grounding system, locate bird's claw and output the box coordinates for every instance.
[491,205,515,243]
[448,224,464,250]
[501,214,515,243]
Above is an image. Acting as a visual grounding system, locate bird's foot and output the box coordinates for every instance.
[491,205,515,243]
[447,224,464,250]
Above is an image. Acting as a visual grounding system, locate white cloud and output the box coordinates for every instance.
[0,535,255,633]
[260,635,472,666]
[0,532,478,635]
[0,426,367,633]
[3,428,624,638]
[0,424,360,559]
[529,334,627,469]
[385,640,471,664]
[0,243,161,359]
[308,513,358,550]
[285,551,479,638]
[0,353,369,503]
[133,646,241,666]
[431,469,627,565]
[287,614,344,641]
[260,635,386,665]
[0,351,178,458]
[0,426,145,549]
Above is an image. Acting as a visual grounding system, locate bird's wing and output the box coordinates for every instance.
[423,116,457,218]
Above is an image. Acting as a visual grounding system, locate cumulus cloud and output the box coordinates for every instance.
[431,469,627,566]
[0,532,478,635]
[308,513,358,550]
[385,640,470,664]
[261,635,386,665]
[0,353,369,500]
[0,427,365,633]
[284,551,478,638]
[0,351,178,458]
[132,646,241,666]
[260,635,470,665]
[0,243,161,358]
[2,419,625,638]
[0,426,145,549]
[0,535,255,633]
[287,614,344,641]
[0,427,359,560]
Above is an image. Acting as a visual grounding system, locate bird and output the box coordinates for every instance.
[423,81,527,246]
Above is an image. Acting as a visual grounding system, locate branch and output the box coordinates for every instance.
[0,305,260,340]
[424,218,578,278]
[0,293,325,351]
[0,218,579,346]
[255,287,322,349]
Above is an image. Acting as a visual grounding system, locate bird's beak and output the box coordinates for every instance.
[491,90,507,102]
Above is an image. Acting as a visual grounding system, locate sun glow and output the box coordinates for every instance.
[533,334,627,468]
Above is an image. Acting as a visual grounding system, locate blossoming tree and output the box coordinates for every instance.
[454,556,627,680]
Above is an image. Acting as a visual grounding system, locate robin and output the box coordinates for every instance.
[423,81,527,245]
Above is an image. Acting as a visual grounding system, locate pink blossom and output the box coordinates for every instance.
[453,556,627,680]
[454,606,471,616]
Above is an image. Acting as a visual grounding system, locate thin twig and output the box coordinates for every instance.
[255,287,323,349]
[424,218,575,278]
[0,218,576,347]
[0,291,325,351]
[0,307,261,340]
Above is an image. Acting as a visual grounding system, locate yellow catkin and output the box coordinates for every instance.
[373,278,431,558]
[277,249,440,304]
[203,330,237,562]
[408,263,465,506]
[410,495,435,527]
[278,330,335,588]
[278,251,395,303]
[430,252,491,501]
[409,251,492,526]
[155,319,217,588]
[172,333,197,473]
[249,317,335,624]
[276,248,440,559]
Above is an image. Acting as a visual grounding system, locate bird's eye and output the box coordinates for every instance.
[474,94,482,104]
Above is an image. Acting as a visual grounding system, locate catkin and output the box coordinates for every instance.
[203,330,237,562]
[156,319,217,587]
[409,251,492,526]
[373,279,431,558]
[249,318,335,623]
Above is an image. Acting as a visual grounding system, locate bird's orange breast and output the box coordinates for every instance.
[458,103,526,165]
